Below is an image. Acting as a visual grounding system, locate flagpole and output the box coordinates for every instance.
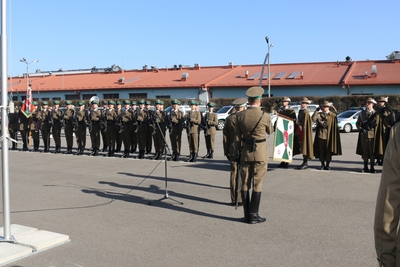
[1,0,12,242]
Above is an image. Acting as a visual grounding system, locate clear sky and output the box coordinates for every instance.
[5,0,399,76]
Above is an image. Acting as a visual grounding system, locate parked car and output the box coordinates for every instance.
[271,104,319,129]
[337,109,361,133]
[216,105,235,130]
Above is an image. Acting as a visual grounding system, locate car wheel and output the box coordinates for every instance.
[343,123,352,133]
[217,120,225,130]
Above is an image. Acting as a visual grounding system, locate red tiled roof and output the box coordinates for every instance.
[7,60,400,93]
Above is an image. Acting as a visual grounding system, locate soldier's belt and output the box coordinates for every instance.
[242,138,266,143]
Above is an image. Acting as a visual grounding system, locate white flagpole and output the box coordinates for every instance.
[1,0,12,242]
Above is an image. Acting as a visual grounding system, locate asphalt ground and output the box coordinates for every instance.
[0,130,380,266]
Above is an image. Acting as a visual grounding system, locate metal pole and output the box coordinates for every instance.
[1,0,12,242]
[268,45,271,98]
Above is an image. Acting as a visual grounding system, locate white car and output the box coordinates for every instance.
[216,105,234,130]
[337,109,361,133]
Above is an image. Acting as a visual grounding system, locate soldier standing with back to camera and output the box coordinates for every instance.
[202,102,218,159]
[104,100,118,157]
[39,101,52,153]
[120,100,133,158]
[89,99,102,156]
[169,99,184,161]
[312,101,342,170]
[356,97,383,173]
[223,98,247,206]
[275,96,297,168]
[234,87,272,224]
[51,100,63,153]
[63,101,74,154]
[75,101,87,155]
[186,100,202,162]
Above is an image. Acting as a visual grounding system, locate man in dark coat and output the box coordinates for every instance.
[296,97,314,169]
[312,101,342,170]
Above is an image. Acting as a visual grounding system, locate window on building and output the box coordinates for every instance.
[104,93,119,99]
[12,96,18,101]
[82,94,96,100]
[155,95,171,99]
[53,97,61,100]
[21,96,26,102]
[129,93,147,99]
[65,94,79,100]
[41,97,50,101]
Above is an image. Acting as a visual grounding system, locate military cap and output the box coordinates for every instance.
[282,96,291,102]
[172,99,181,105]
[366,97,377,104]
[32,101,38,106]
[124,100,131,105]
[138,99,145,104]
[78,101,85,106]
[377,96,388,103]
[131,100,137,105]
[91,99,99,105]
[300,97,311,104]
[246,86,264,99]
[232,98,248,108]
[109,100,115,105]
[189,100,198,105]
[103,100,109,105]
[155,100,162,105]
[145,100,151,105]
[207,102,215,107]
[42,101,49,105]
[321,101,332,107]
[65,100,72,105]
[53,100,60,105]
[160,100,164,105]
[116,101,122,105]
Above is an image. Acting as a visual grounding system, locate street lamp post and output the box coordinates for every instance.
[20,57,39,99]
[259,37,273,97]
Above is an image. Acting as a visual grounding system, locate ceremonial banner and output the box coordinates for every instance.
[21,86,33,118]
[273,116,294,162]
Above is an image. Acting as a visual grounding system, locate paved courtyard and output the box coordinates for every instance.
[1,130,380,266]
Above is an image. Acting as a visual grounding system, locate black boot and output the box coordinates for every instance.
[170,153,176,161]
[102,146,108,152]
[173,153,180,161]
[297,156,308,170]
[324,161,330,170]
[11,143,16,150]
[370,160,376,173]
[206,150,214,159]
[202,149,210,158]
[152,152,160,160]
[248,191,266,224]
[186,153,193,162]
[74,148,81,155]
[241,190,250,223]
[138,150,145,159]
[361,161,369,172]
[319,161,325,170]
[121,150,127,158]
[190,153,198,162]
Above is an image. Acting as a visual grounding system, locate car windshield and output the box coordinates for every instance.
[338,110,358,118]
[216,106,232,113]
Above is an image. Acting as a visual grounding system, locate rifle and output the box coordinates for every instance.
[184,112,192,137]
[86,108,93,133]
[147,110,157,135]
[72,109,78,133]
[101,109,108,132]
[202,112,209,136]
[166,109,173,136]
[117,109,124,134]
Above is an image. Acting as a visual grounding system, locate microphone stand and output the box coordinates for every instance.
[148,111,183,205]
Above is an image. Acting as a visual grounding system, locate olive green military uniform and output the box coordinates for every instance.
[136,100,148,159]
[356,98,383,173]
[130,101,138,153]
[63,101,75,154]
[89,104,102,156]
[374,123,400,266]
[295,98,314,169]
[203,102,218,159]
[169,100,184,161]
[376,97,393,166]
[115,102,123,153]
[29,104,40,151]
[18,109,29,151]
[8,108,19,150]
[312,102,342,170]
[186,102,202,162]
[100,101,109,152]
[75,102,87,155]
[39,102,52,152]
[120,100,133,158]
[105,101,118,156]
[145,101,153,154]
[234,87,272,224]
[51,101,63,153]
[152,100,167,160]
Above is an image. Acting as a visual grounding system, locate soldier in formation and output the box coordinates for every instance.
[75,101,87,155]
[169,99,184,161]
[202,102,218,159]
[185,100,202,162]
[295,97,314,170]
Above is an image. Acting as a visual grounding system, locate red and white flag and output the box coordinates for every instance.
[21,86,34,118]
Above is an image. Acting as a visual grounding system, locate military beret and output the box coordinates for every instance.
[53,100,60,105]
[232,98,247,107]
[246,86,264,99]
[189,100,198,105]
[32,101,38,106]
[42,101,49,105]
[78,101,85,106]
[207,102,215,107]
[116,101,122,105]
[138,99,145,104]
[131,101,137,105]
[145,101,151,105]
[155,100,162,105]
[172,99,181,105]
[124,100,131,105]
[103,100,109,105]
[65,100,72,105]
[160,101,164,105]
[109,100,115,105]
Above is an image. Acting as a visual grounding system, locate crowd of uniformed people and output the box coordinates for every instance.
[7,98,219,162]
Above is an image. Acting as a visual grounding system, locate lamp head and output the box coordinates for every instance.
[265,36,269,44]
